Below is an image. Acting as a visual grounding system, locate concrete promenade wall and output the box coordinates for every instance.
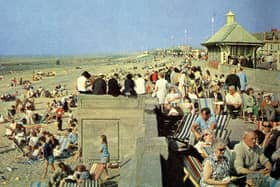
[77,95,168,187]
[77,95,147,161]
[119,98,168,187]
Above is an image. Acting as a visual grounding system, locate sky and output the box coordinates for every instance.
[0,0,279,55]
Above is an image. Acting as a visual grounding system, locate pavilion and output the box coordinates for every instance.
[202,11,264,66]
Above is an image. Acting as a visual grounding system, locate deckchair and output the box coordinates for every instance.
[30,181,48,187]
[198,98,215,115]
[174,114,231,141]
[215,114,231,140]
[183,155,202,187]
[63,179,100,187]
[173,113,199,141]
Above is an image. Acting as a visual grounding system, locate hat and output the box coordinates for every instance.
[263,93,272,97]
[98,73,104,76]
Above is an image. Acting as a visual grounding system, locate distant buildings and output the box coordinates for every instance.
[202,11,263,66]
[253,29,280,56]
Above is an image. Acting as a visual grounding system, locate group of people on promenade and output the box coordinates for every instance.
[76,59,280,186]
[1,55,280,186]
[190,110,280,186]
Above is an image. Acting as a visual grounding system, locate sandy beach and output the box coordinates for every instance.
[0,54,184,187]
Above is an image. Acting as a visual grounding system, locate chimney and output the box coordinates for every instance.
[226,11,235,25]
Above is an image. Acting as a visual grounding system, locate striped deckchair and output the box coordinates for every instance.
[183,155,202,187]
[215,115,231,140]
[174,114,231,141]
[63,179,100,187]
[173,113,199,141]
[30,181,48,187]
[198,98,215,115]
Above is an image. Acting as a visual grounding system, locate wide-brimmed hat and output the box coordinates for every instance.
[263,93,272,97]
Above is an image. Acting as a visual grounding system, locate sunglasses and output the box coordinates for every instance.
[262,124,272,128]
[218,148,226,152]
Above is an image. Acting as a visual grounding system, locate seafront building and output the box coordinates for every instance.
[202,11,263,65]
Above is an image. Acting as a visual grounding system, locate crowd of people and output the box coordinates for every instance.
[77,64,279,124]
[190,120,280,186]
[75,61,280,186]
[1,55,280,186]
[49,134,111,187]
[0,72,115,186]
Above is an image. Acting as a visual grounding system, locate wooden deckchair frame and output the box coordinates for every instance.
[183,155,202,187]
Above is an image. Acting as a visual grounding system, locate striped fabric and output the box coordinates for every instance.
[199,98,215,115]
[30,182,48,187]
[175,114,199,140]
[174,114,231,141]
[215,115,231,139]
[183,156,202,186]
[63,179,100,187]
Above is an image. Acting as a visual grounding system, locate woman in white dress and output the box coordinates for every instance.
[155,72,168,112]
[178,72,187,97]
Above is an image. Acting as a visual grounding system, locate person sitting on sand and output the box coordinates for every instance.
[67,128,78,149]
[50,162,73,187]
[7,105,16,120]
[13,123,26,146]
[60,164,90,185]
[5,120,17,137]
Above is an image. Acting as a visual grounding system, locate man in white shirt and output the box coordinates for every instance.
[225,85,242,118]
[77,71,91,94]
[134,74,146,95]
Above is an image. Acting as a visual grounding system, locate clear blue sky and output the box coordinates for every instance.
[0,0,279,55]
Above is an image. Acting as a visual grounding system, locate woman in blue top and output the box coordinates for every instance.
[100,134,110,180]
